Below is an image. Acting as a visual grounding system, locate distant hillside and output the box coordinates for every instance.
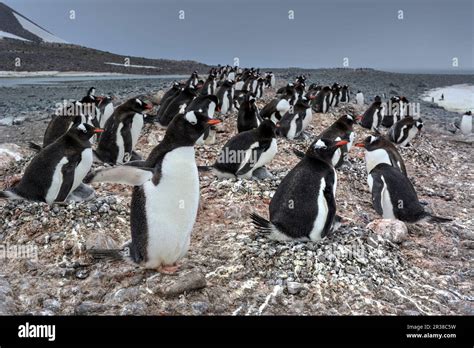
[0,2,211,75]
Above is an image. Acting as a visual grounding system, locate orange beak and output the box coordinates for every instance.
[93,128,104,133]
[356,115,363,121]
[354,143,365,148]
[336,140,349,147]
[207,119,221,125]
[145,103,153,110]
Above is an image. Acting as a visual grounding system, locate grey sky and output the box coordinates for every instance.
[4,0,474,72]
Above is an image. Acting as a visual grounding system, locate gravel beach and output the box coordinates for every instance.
[0,69,473,315]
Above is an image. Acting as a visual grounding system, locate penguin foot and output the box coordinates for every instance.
[159,264,180,274]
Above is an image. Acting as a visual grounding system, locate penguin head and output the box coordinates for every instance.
[307,138,349,161]
[257,119,277,140]
[166,110,221,145]
[374,95,382,103]
[69,123,103,141]
[415,119,424,131]
[355,135,384,151]
[465,111,472,116]
[244,92,257,103]
[122,97,153,113]
[338,114,355,127]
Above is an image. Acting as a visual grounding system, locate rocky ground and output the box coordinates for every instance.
[0,71,473,315]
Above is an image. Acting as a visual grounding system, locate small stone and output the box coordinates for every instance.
[155,270,206,298]
[286,281,303,295]
[366,219,408,244]
[75,268,89,280]
[74,301,106,315]
[191,301,209,314]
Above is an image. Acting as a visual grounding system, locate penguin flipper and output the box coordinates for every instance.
[250,213,272,235]
[321,178,337,238]
[292,148,305,159]
[370,173,385,216]
[428,214,452,223]
[84,166,153,186]
[88,248,126,260]
[28,142,42,152]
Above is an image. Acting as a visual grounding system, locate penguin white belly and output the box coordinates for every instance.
[45,157,69,204]
[332,148,341,167]
[270,76,276,87]
[221,91,229,114]
[348,131,355,151]
[287,116,298,139]
[309,177,328,241]
[460,115,472,135]
[371,111,379,130]
[380,176,396,219]
[115,123,125,164]
[365,149,391,173]
[143,147,199,268]
[235,81,244,90]
[70,148,93,193]
[131,113,144,149]
[401,127,418,147]
[101,103,114,128]
[253,138,277,172]
[302,109,312,130]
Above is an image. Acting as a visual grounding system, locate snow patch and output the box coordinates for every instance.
[104,62,159,69]
[0,30,30,41]
[422,84,474,113]
[13,13,68,44]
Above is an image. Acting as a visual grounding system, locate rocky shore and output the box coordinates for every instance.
[0,69,473,315]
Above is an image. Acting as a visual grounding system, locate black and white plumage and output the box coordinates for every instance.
[157,86,197,127]
[216,79,235,115]
[95,97,153,164]
[312,86,331,113]
[1,123,101,204]
[355,135,407,176]
[186,94,219,144]
[339,85,350,103]
[86,111,221,270]
[237,92,262,133]
[251,138,348,241]
[260,96,291,124]
[366,163,451,223]
[156,82,182,119]
[278,97,312,140]
[213,120,277,179]
[388,116,423,147]
[360,98,384,131]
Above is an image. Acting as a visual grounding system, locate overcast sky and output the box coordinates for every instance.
[4,0,474,72]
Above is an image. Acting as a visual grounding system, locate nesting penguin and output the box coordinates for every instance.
[1,123,101,204]
[85,111,221,272]
[260,96,291,124]
[359,96,384,132]
[388,117,423,147]
[278,97,312,140]
[95,97,153,164]
[237,92,262,133]
[213,120,277,179]
[355,135,407,176]
[251,138,348,241]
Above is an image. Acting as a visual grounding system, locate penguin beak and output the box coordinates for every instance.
[93,128,104,133]
[335,140,349,147]
[356,115,363,121]
[216,106,221,112]
[354,143,365,148]
[207,119,221,125]
[145,102,153,110]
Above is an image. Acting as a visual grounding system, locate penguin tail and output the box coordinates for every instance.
[292,148,305,159]
[250,213,272,235]
[88,248,125,260]
[28,142,42,152]
[428,214,452,223]
[197,165,213,172]
[0,190,23,201]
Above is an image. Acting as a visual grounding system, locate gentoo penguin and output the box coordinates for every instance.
[312,86,331,113]
[330,83,341,107]
[213,120,277,179]
[186,94,219,144]
[95,97,153,164]
[265,72,276,88]
[364,163,451,223]
[237,92,262,133]
[216,79,235,115]
[254,77,265,99]
[186,70,199,87]
[251,138,349,241]
[339,85,350,103]
[295,115,355,168]
[260,96,291,124]
[29,101,92,151]
[156,82,182,117]
[97,96,115,129]
[382,96,402,128]
[356,90,364,105]
[1,123,102,204]
[459,111,472,135]
[201,70,218,96]
[278,97,312,140]
[355,135,407,176]
[158,86,197,126]
[85,111,221,272]
[359,97,384,132]
[388,117,423,147]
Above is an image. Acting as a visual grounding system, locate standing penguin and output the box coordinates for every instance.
[158,86,197,127]
[85,111,221,272]
[388,117,423,147]
[216,79,235,115]
[201,70,218,96]
[237,92,262,133]
[459,111,472,135]
[156,82,182,119]
[356,90,364,105]
[278,97,312,140]
[330,83,341,107]
[95,97,153,164]
[251,138,348,241]
[363,163,451,223]
[295,115,355,168]
[254,77,265,99]
[213,120,277,179]
[313,86,331,113]
[354,135,407,176]
[186,94,219,144]
[1,123,102,204]
[382,96,402,128]
[265,72,276,88]
[97,96,115,129]
[339,85,350,103]
[359,97,384,132]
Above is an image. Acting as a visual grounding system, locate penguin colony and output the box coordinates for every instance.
[0,66,452,273]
